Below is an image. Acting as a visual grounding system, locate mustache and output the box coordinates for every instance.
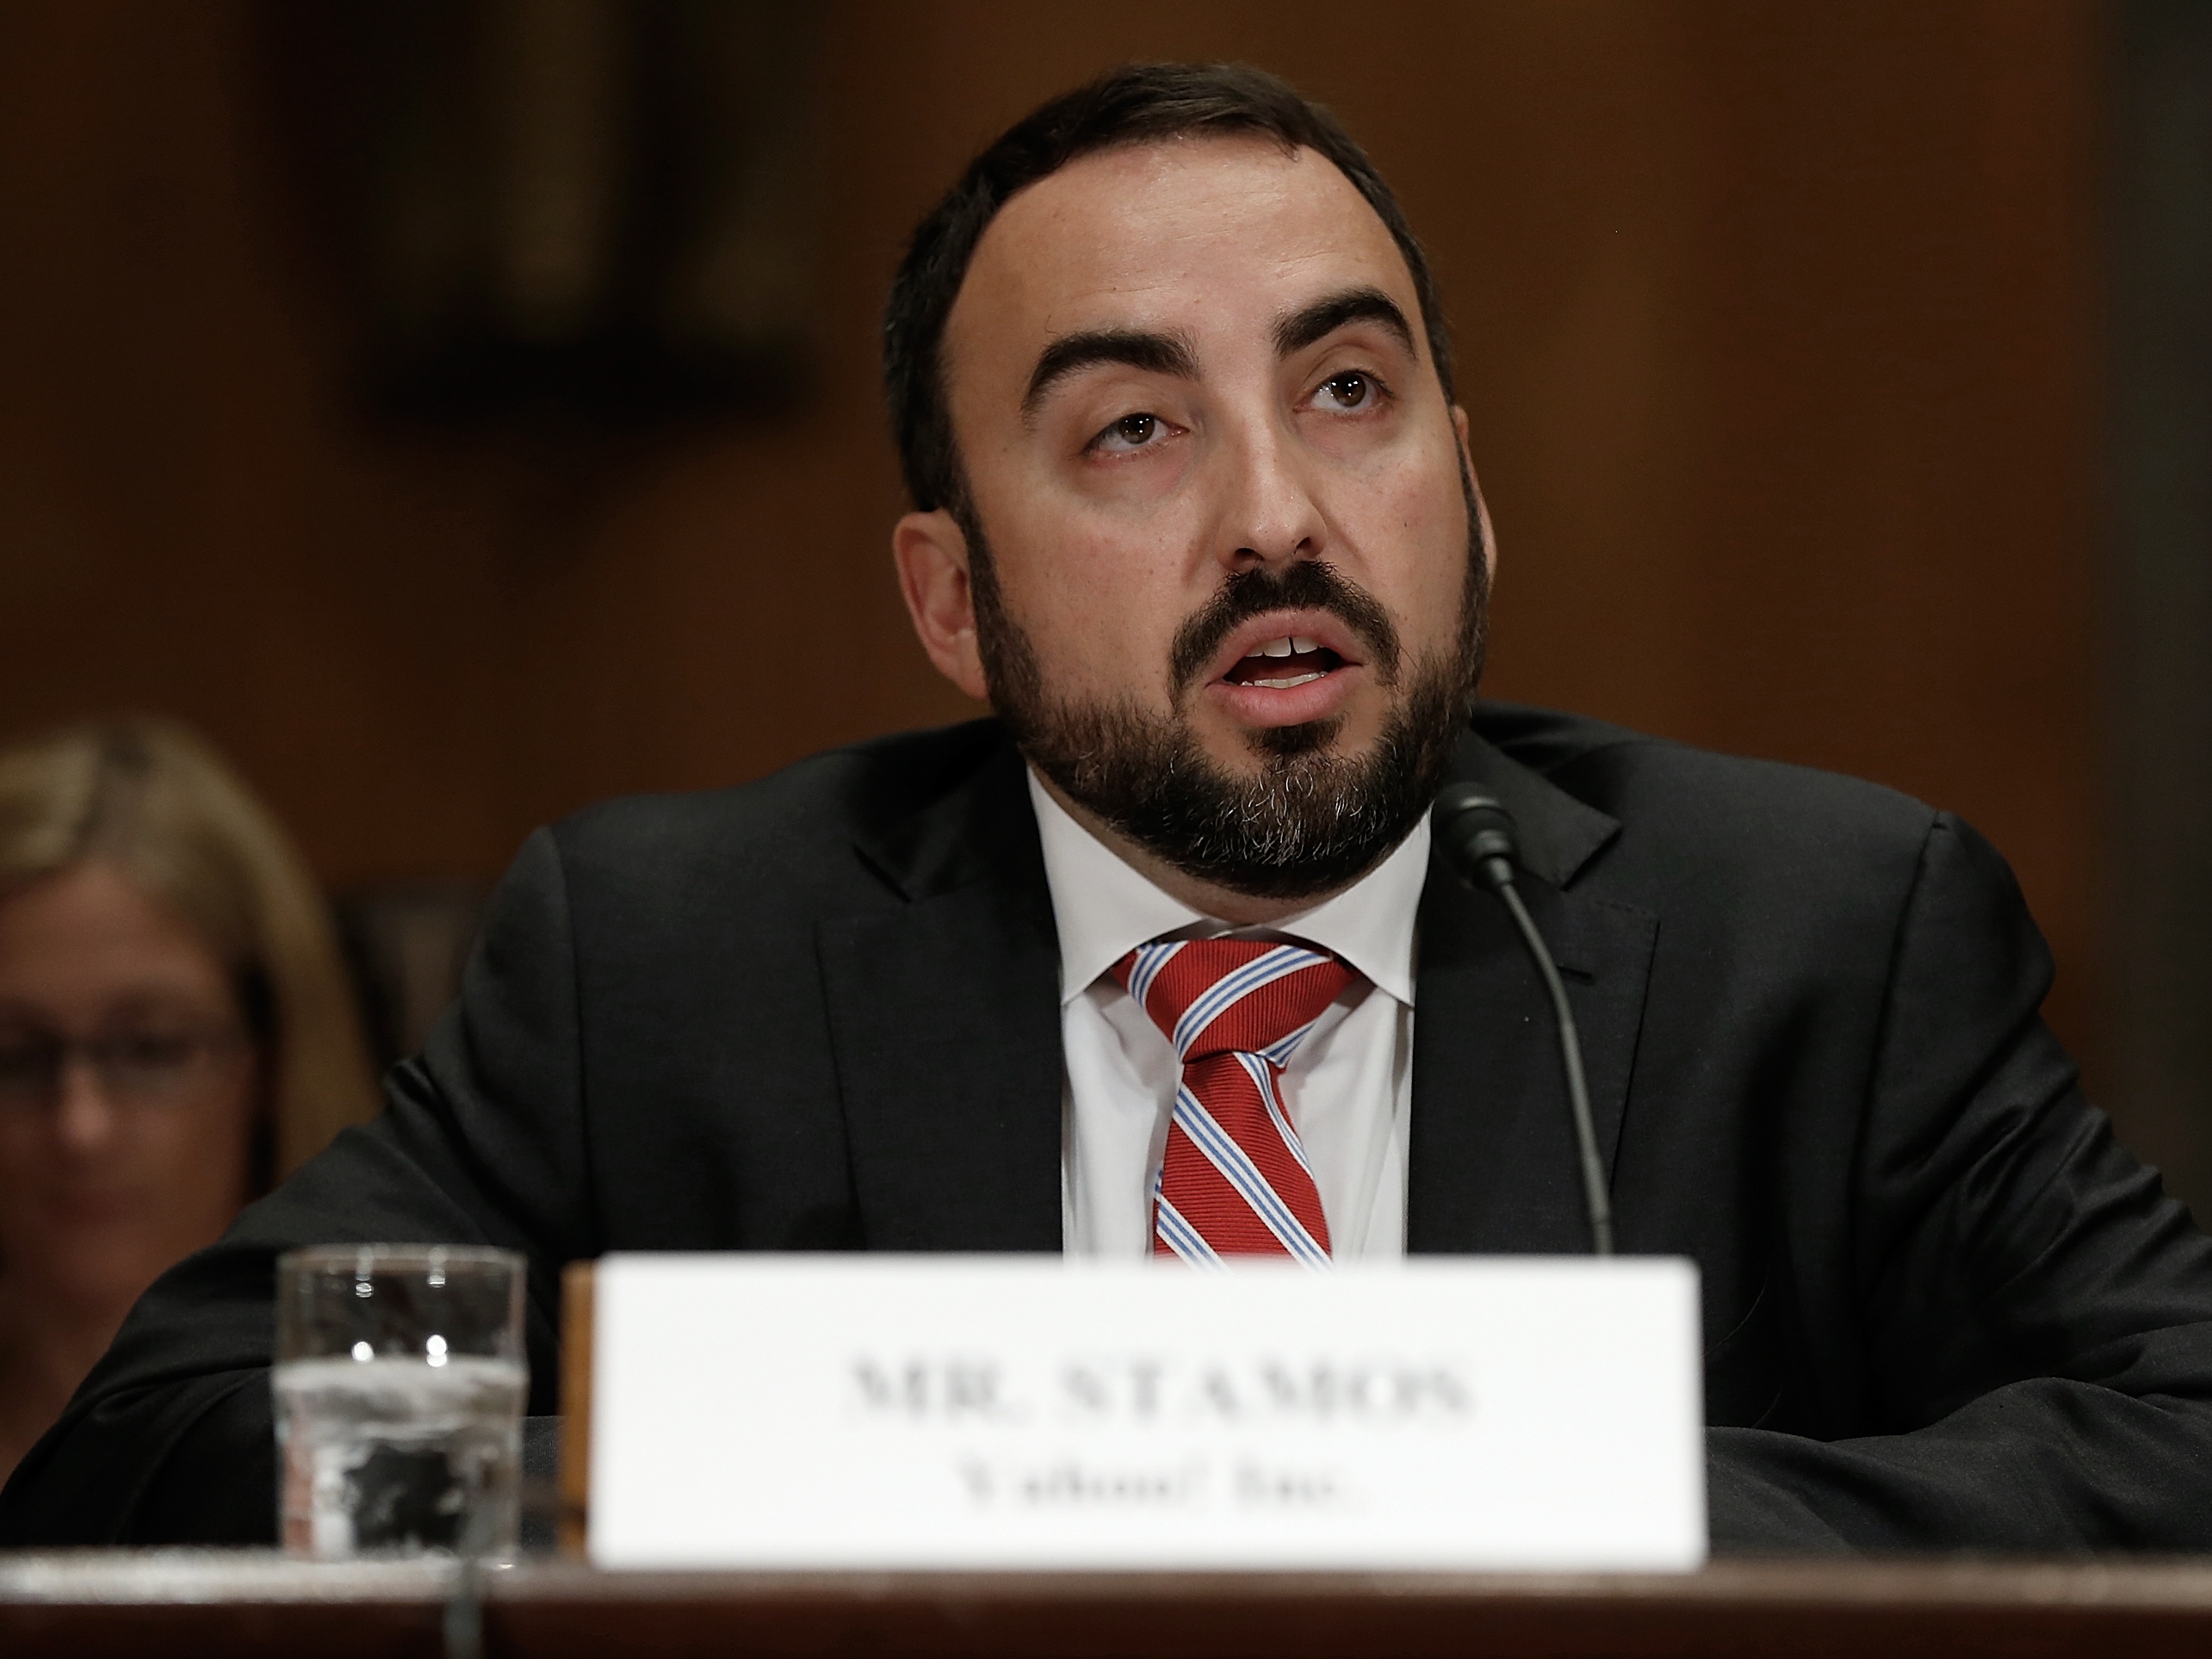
[1167,560,1403,698]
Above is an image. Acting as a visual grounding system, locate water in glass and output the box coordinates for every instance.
[276,1353,527,1557]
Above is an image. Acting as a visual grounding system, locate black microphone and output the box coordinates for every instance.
[1433,783,1615,1256]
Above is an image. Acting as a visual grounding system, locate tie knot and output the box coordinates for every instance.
[1112,937,1355,1064]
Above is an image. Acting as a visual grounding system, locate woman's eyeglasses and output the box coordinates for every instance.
[0,1023,248,1108]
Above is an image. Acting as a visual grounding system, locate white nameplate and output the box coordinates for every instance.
[587,1254,1706,1571]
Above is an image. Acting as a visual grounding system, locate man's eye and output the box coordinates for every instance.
[0,1044,50,1079]
[1315,372,1378,411]
[108,1032,196,1068]
[1094,413,1162,453]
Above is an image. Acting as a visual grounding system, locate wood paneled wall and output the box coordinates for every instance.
[0,4,2103,1074]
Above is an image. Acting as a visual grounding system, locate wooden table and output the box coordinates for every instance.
[7,1551,2212,1657]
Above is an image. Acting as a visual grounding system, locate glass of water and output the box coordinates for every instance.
[275,1244,529,1558]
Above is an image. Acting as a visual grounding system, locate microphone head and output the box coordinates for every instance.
[1433,782,1521,889]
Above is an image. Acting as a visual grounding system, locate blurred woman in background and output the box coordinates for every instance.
[0,718,379,1481]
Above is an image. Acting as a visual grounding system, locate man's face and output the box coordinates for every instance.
[900,135,1489,901]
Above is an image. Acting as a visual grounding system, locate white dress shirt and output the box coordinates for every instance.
[1028,771,1428,1260]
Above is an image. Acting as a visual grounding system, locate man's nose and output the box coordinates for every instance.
[1211,414,1327,572]
[52,1056,121,1154]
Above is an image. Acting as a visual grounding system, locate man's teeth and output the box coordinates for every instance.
[1237,635,1329,688]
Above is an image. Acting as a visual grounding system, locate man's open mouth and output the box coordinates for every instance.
[1221,635,1348,690]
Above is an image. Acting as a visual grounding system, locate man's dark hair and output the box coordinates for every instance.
[883,62,1454,518]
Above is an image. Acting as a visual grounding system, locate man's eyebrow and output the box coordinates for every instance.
[1022,329,1199,417]
[1272,286,1417,360]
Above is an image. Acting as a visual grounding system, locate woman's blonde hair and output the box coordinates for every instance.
[0,716,380,1180]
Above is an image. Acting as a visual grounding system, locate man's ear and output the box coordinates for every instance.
[1452,405,1498,587]
[893,508,991,703]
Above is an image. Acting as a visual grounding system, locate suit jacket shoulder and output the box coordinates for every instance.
[1478,699,1940,881]
[546,717,1020,911]
[1473,700,1967,1000]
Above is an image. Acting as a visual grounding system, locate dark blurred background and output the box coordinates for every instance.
[1,3,2207,1206]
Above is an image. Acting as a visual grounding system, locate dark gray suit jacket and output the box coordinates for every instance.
[7,704,2212,1551]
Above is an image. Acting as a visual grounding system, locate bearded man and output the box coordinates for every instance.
[7,64,2212,1555]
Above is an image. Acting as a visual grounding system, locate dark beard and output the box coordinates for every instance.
[967,467,1490,901]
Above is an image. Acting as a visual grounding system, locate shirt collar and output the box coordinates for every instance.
[1026,768,1427,1010]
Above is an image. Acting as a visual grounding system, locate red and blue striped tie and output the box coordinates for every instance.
[1112,938,1356,1265]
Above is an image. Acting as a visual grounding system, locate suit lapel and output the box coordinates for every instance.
[816,734,1065,1251]
[1407,731,1658,1254]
